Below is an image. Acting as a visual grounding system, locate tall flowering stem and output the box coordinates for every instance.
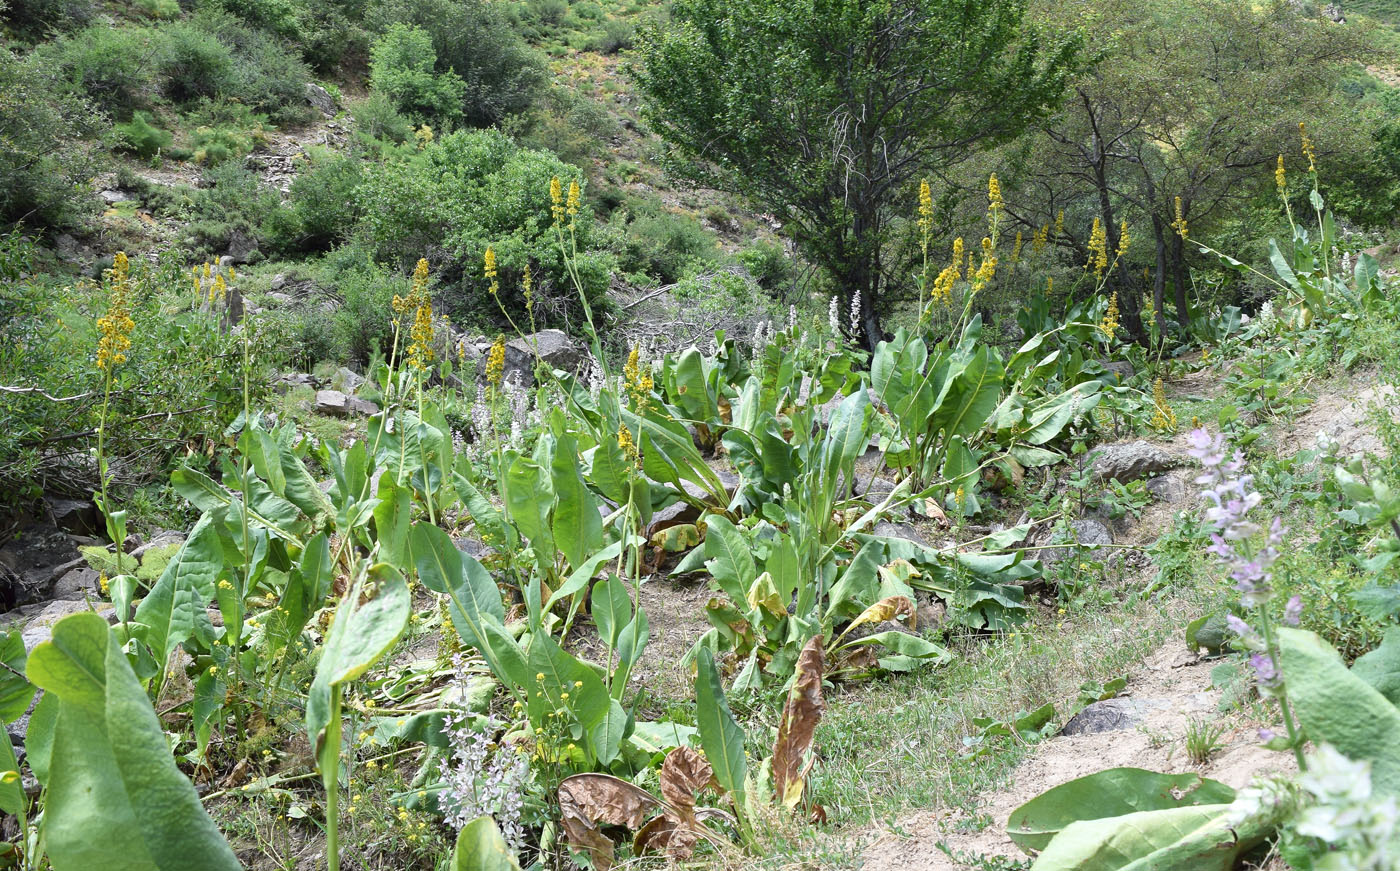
[407,259,437,526]
[95,252,135,574]
[1187,428,1306,770]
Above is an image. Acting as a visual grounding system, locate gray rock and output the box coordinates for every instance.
[334,366,366,394]
[1090,440,1178,482]
[871,520,930,548]
[51,566,98,601]
[347,397,380,416]
[270,273,287,291]
[305,83,339,117]
[22,601,116,652]
[1039,518,1114,566]
[275,372,316,395]
[44,498,98,537]
[225,228,259,264]
[99,190,130,204]
[915,591,946,633]
[316,389,349,416]
[0,525,83,608]
[502,330,583,387]
[266,291,293,305]
[1061,698,1170,736]
[1102,360,1135,383]
[1146,474,1187,504]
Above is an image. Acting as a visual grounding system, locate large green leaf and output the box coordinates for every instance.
[0,631,33,724]
[703,515,757,604]
[450,816,521,870]
[411,523,526,688]
[1029,803,1275,871]
[26,612,240,871]
[933,345,1004,440]
[551,431,604,570]
[373,473,414,572]
[306,564,410,775]
[1007,769,1235,853]
[695,647,747,804]
[172,466,303,543]
[1279,627,1400,798]
[132,511,223,677]
[1350,626,1400,707]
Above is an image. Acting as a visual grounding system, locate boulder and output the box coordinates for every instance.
[266,291,293,305]
[871,520,930,548]
[1090,440,1178,482]
[1038,517,1114,566]
[22,600,116,652]
[1146,474,1188,504]
[99,190,130,204]
[43,498,98,537]
[334,366,366,394]
[318,390,379,417]
[275,372,317,395]
[226,228,259,264]
[1060,697,1170,736]
[270,273,288,291]
[1102,360,1135,383]
[502,330,583,387]
[0,525,82,609]
[51,566,99,601]
[305,83,339,117]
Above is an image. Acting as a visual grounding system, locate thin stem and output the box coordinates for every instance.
[417,373,436,527]
[326,691,341,871]
[1256,606,1307,771]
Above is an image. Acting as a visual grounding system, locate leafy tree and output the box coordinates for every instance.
[369,23,466,125]
[996,0,1380,339]
[634,0,1079,348]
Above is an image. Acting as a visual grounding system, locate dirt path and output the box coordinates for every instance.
[854,366,1384,871]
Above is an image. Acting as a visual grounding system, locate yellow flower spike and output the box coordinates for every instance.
[1087,217,1108,278]
[550,176,564,224]
[1300,122,1317,173]
[522,263,534,312]
[566,179,581,220]
[1115,220,1130,258]
[618,422,639,464]
[1172,196,1189,241]
[98,571,109,595]
[917,178,933,239]
[1054,210,1065,238]
[987,174,1003,220]
[951,237,964,279]
[96,252,135,372]
[486,334,505,387]
[1099,292,1120,338]
[1275,155,1287,196]
[1011,230,1023,264]
[1032,223,1049,254]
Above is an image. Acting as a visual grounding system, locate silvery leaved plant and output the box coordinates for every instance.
[438,656,530,851]
[1294,744,1397,871]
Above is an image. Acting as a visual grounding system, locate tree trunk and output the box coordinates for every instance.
[1170,232,1190,327]
[1150,217,1171,339]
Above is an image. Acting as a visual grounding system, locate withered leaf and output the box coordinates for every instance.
[772,634,825,808]
[557,773,663,871]
[839,595,915,641]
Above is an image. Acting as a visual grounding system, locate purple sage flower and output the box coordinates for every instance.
[1284,595,1303,627]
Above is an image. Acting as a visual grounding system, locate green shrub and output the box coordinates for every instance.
[326,248,410,365]
[38,24,156,114]
[526,0,568,27]
[614,205,719,284]
[114,111,173,158]
[592,18,636,54]
[133,0,179,19]
[367,0,546,127]
[369,23,466,125]
[353,128,612,328]
[352,91,413,147]
[190,125,254,166]
[192,9,312,124]
[184,162,280,256]
[1,0,95,39]
[157,20,236,103]
[278,150,365,253]
[0,47,104,230]
[738,240,793,292]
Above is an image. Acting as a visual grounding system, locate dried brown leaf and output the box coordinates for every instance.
[557,773,664,871]
[840,595,915,641]
[772,634,825,808]
[655,746,718,859]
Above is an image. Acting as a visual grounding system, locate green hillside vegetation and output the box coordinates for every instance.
[2,0,1400,869]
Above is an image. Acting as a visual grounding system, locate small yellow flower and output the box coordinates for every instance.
[573,680,582,688]
[98,572,110,595]
[536,672,546,681]
[560,692,569,700]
